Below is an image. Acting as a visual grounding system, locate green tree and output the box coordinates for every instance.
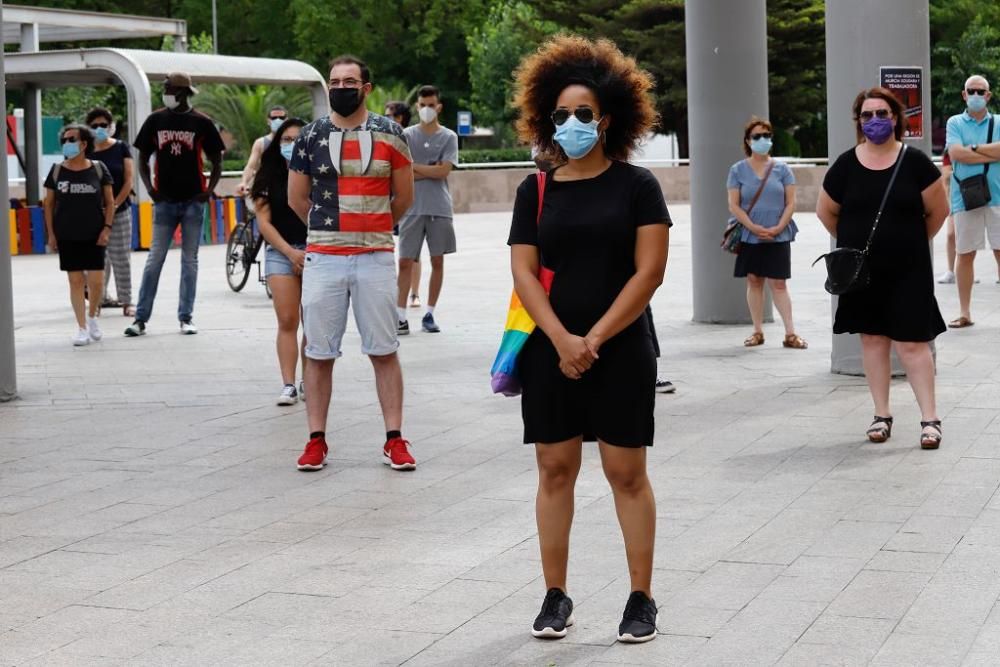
[930,8,1000,123]
[195,85,312,158]
[465,2,558,141]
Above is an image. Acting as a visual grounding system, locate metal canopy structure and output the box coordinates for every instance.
[2,4,188,50]
[4,48,329,201]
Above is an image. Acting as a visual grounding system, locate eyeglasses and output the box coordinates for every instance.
[269,115,287,121]
[858,109,891,121]
[329,78,364,88]
[967,88,989,96]
[551,108,600,126]
[59,136,79,144]
[89,122,110,129]
[750,132,772,140]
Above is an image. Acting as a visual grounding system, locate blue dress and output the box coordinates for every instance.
[727,159,797,279]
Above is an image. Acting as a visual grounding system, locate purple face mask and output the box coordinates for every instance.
[862,117,894,144]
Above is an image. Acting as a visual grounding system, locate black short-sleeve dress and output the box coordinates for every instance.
[822,146,945,342]
[507,160,671,447]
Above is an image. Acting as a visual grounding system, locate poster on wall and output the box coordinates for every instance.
[879,66,923,139]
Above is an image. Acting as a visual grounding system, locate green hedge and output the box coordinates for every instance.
[458,147,532,165]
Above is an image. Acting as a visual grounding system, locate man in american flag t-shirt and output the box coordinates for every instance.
[288,55,416,473]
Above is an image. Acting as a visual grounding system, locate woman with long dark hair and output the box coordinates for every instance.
[251,117,309,405]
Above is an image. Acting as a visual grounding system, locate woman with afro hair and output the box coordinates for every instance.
[507,35,671,643]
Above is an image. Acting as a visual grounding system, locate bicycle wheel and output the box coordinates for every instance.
[225,223,254,292]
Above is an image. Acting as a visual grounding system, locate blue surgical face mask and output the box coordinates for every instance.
[968,94,988,113]
[61,141,81,159]
[749,137,772,155]
[280,143,294,161]
[94,127,110,143]
[553,115,601,159]
[270,118,285,133]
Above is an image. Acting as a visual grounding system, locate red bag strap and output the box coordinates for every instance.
[535,171,546,225]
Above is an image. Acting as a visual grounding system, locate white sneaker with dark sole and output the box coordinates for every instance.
[277,384,298,406]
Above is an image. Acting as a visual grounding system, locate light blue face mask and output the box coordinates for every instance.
[94,127,110,143]
[280,143,294,161]
[554,115,601,159]
[61,141,81,159]
[270,118,285,133]
[749,137,772,155]
[968,94,988,113]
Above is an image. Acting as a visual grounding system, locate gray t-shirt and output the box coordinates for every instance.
[404,125,459,217]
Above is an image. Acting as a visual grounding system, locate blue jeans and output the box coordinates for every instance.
[135,200,205,323]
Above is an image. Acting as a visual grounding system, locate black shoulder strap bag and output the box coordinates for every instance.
[813,144,907,296]
[954,114,995,211]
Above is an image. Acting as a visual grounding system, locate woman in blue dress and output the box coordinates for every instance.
[727,117,807,349]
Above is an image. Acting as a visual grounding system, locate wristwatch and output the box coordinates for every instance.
[972,144,979,152]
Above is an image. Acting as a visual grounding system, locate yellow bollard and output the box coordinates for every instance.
[8,209,16,257]
[226,197,237,233]
[139,202,153,249]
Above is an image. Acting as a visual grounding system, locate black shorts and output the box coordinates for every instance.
[58,240,106,272]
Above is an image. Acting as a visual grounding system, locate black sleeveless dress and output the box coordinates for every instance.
[822,146,945,342]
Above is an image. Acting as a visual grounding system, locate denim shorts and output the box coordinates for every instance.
[301,251,398,359]
[265,244,306,278]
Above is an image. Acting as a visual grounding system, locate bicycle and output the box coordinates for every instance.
[225,214,272,298]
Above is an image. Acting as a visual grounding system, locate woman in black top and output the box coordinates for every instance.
[86,107,135,316]
[252,118,309,406]
[817,87,949,449]
[43,124,115,346]
[508,36,670,643]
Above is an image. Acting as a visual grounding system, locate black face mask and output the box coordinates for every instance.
[329,88,364,117]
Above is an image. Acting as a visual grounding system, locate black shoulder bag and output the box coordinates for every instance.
[954,114,995,211]
[812,145,907,296]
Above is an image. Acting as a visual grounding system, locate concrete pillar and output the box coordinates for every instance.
[20,23,42,205]
[685,0,772,323]
[1,6,18,402]
[824,0,931,374]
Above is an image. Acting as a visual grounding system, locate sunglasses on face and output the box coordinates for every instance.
[90,122,110,129]
[551,108,599,126]
[750,132,772,140]
[859,109,891,121]
[60,136,79,144]
[967,88,989,96]
[270,115,287,121]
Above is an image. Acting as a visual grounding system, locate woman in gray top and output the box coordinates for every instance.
[727,117,807,349]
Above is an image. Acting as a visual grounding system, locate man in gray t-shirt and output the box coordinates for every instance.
[396,85,460,334]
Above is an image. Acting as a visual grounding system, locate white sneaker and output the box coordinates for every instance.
[277,384,298,406]
[299,381,306,402]
[86,317,103,342]
[72,328,91,346]
[937,271,955,284]
[179,320,198,335]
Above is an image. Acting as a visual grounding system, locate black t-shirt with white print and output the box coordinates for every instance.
[133,108,226,202]
[43,161,113,241]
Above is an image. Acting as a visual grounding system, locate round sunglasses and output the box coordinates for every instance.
[551,108,601,126]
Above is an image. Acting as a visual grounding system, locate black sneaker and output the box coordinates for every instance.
[532,588,574,639]
[655,378,676,394]
[123,320,146,337]
[617,591,658,643]
[397,320,410,336]
[422,312,440,333]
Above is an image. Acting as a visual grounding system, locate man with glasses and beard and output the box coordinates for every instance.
[287,55,416,473]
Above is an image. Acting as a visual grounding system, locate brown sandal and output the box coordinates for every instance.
[744,332,765,347]
[782,334,808,349]
[948,316,974,328]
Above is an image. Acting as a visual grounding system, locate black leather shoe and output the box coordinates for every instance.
[532,588,574,639]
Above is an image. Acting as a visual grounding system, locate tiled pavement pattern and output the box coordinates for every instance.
[2,205,1000,666]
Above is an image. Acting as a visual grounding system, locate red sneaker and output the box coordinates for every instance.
[383,437,416,471]
[297,436,328,471]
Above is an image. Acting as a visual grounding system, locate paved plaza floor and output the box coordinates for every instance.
[3,204,1000,666]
